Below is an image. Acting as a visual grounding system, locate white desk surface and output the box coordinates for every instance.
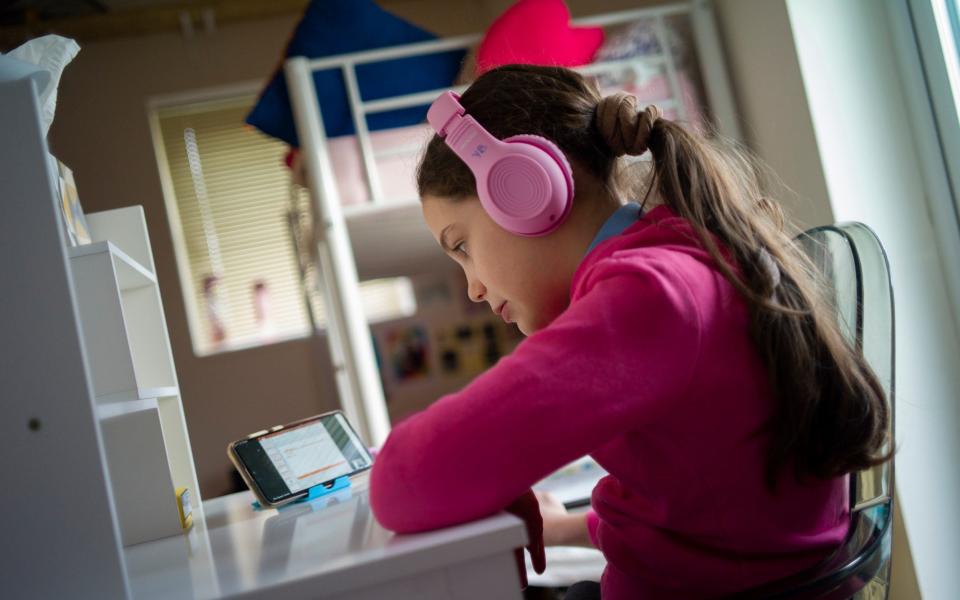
[124,473,527,599]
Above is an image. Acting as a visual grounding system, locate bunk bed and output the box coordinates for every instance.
[280,1,742,451]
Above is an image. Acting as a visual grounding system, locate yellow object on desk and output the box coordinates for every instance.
[175,487,193,530]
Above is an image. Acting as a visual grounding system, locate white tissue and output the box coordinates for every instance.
[5,35,80,135]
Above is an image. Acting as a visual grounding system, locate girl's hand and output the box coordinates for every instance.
[504,489,546,588]
[535,491,594,547]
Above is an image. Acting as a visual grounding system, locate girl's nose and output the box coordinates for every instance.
[467,277,486,303]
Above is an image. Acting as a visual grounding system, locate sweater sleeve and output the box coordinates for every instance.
[369,256,703,533]
[586,510,601,548]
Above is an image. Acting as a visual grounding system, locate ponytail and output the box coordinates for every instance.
[596,92,891,487]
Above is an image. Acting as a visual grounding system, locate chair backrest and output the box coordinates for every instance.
[735,222,896,599]
[798,223,894,511]
[797,223,895,512]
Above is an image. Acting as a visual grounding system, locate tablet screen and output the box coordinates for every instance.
[234,412,372,503]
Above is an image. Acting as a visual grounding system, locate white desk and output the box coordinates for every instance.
[124,473,527,599]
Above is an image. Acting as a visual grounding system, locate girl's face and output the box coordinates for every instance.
[422,195,581,335]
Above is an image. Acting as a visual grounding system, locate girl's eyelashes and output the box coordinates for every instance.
[453,241,468,257]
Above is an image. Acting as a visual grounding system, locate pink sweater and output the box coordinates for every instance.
[370,206,849,598]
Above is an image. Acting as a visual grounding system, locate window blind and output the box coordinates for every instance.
[154,95,414,355]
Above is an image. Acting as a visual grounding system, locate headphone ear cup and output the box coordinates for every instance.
[480,134,574,236]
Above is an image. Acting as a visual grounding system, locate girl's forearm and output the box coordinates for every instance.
[545,512,594,548]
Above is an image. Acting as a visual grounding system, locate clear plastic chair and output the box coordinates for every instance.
[735,223,896,599]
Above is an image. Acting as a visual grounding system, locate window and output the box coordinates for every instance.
[896,0,960,321]
[933,1,960,121]
[942,1,960,98]
[922,0,960,214]
[150,93,415,355]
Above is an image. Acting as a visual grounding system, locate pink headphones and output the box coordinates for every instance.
[426,91,574,237]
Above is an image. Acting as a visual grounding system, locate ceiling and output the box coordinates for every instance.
[0,0,309,50]
[2,0,188,23]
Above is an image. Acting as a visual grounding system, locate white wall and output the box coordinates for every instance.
[713,0,833,231]
[786,1,960,597]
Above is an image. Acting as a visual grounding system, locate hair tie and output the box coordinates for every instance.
[596,92,661,157]
[757,247,782,292]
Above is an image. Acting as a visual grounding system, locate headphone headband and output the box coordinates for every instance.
[426,91,464,137]
[426,91,574,237]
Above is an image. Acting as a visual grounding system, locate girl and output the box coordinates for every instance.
[369,64,889,599]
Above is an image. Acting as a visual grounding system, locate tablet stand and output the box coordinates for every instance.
[251,476,352,511]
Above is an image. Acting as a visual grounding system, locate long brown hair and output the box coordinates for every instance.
[417,64,890,488]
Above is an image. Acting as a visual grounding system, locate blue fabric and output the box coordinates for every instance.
[245,0,466,145]
[584,202,644,256]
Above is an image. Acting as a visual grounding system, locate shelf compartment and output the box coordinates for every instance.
[70,246,177,401]
[157,394,204,527]
[100,405,185,546]
[85,205,157,275]
[69,241,155,290]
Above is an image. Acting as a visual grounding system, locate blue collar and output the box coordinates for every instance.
[584,203,644,256]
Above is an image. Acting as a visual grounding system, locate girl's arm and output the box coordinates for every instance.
[370,255,703,534]
[536,491,594,547]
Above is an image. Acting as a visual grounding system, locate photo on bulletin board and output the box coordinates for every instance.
[432,317,522,379]
[381,323,431,383]
[56,160,91,246]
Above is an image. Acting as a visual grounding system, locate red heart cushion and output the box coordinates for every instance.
[476,0,604,75]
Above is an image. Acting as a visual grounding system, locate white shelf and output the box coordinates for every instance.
[70,241,156,290]
[2,69,131,597]
[100,406,185,546]
[96,397,159,419]
[85,205,157,274]
[70,236,178,400]
[96,386,179,405]
[68,206,204,552]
